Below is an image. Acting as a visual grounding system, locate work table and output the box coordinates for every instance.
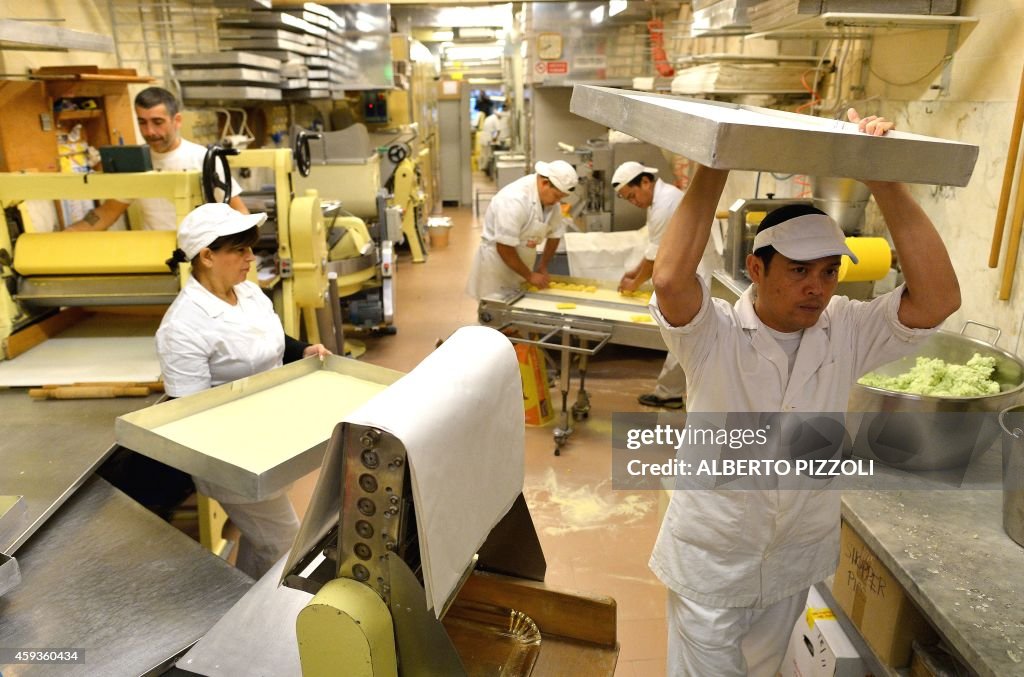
[841,485,1024,676]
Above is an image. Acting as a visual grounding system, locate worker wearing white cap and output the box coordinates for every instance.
[647,111,960,676]
[611,160,709,410]
[466,160,579,299]
[156,202,330,580]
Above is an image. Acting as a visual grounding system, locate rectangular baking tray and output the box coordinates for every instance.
[115,356,402,501]
[569,85,978,186]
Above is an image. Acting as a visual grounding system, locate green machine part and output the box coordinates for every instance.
[296,578,399,677]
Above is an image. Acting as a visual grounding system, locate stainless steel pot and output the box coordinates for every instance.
[847,324,1024,470]
[999,405,1024,547]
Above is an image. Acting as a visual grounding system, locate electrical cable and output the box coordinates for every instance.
[869,54,951,87]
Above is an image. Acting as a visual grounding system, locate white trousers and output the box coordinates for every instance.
[218,492,300,580]
[666,587,808,677]
[653,351,686,399]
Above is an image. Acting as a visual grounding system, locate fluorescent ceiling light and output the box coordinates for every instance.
[590,5,605,24]
[609,0,627,16]
[432,30,455,41]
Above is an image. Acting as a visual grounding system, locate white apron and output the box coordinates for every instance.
[466,216,549,299]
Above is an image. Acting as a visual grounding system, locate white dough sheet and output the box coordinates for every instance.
[345,326,525,617]
[0,313,162,387]
[153,371,388,477]
[564,228,648,282]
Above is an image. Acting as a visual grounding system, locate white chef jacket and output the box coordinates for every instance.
[642,179,710,286]
[117,139,243,230]
[466,173,568,299]
[647,278,937,608]
[157,276,284,397]
[643,179,684,261]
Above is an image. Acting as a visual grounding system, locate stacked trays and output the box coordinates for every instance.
[173,51,283,102]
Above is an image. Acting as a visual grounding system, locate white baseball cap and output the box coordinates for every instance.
[752,211,859,264]
[611,161,658,189]
[534,160,579,193]
[178,203,267,260]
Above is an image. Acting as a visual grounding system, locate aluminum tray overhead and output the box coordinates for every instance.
[116,356,402,501]
[569,85,978,186]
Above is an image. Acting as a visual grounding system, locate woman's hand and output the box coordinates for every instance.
[303,343,332,360]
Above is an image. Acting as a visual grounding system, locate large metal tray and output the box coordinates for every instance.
[115,356,402,501]
[569,85,978,186]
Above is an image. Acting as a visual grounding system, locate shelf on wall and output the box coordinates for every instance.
[674,53,830,65]
[745,12,977,41]
[55,110,102,122]
[744,13,978,97]
[0,19,114,53]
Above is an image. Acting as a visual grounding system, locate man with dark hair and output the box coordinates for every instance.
[467,160,579,299]
[648,111,960,675]
[611,160,707,411]
[67,86,247,231]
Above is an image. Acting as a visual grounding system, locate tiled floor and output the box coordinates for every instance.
[281,174,671,676]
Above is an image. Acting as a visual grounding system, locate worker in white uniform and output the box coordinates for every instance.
[480,108,501,176]
[466,160,579,299]
[611,161,708,410]
[67,86,247,231]
[480,104,512,176]
[648,110,960,676]
[156,203,330,579]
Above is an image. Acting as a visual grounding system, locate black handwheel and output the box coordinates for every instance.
[294,130,322,177]
[202,145,239,204]
[387,144,408,164]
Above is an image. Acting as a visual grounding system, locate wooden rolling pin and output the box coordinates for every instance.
[39,381,164,391]
[29,382,161,400]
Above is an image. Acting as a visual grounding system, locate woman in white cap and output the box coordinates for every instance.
[466,160,579,299]
[647,111,960,676]
[611,160,710,410]
[157,202,329,579]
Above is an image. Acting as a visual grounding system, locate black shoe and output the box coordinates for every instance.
[637,393,684,410]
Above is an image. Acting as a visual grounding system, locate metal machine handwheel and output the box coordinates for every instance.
[202,145,239,204]
[387,144,408,165]
[293,130,322,177]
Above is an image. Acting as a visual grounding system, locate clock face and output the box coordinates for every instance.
[537,32,563,60]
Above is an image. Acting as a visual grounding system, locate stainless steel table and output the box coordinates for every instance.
[0,476,251,676]
[1,390,163,554]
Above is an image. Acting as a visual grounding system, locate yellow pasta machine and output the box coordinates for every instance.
[0,147,328,359]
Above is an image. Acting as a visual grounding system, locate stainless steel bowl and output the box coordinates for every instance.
[847,329,1024,470]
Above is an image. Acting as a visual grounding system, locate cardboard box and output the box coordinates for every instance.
[780,587,867,677]
[832,522,937,667]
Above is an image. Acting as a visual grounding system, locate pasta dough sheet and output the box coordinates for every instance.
[153,371,387,474]
[529,285,652,307]
[514,297,654,324]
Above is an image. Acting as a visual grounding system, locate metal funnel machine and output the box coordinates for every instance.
[811,176,872,235]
